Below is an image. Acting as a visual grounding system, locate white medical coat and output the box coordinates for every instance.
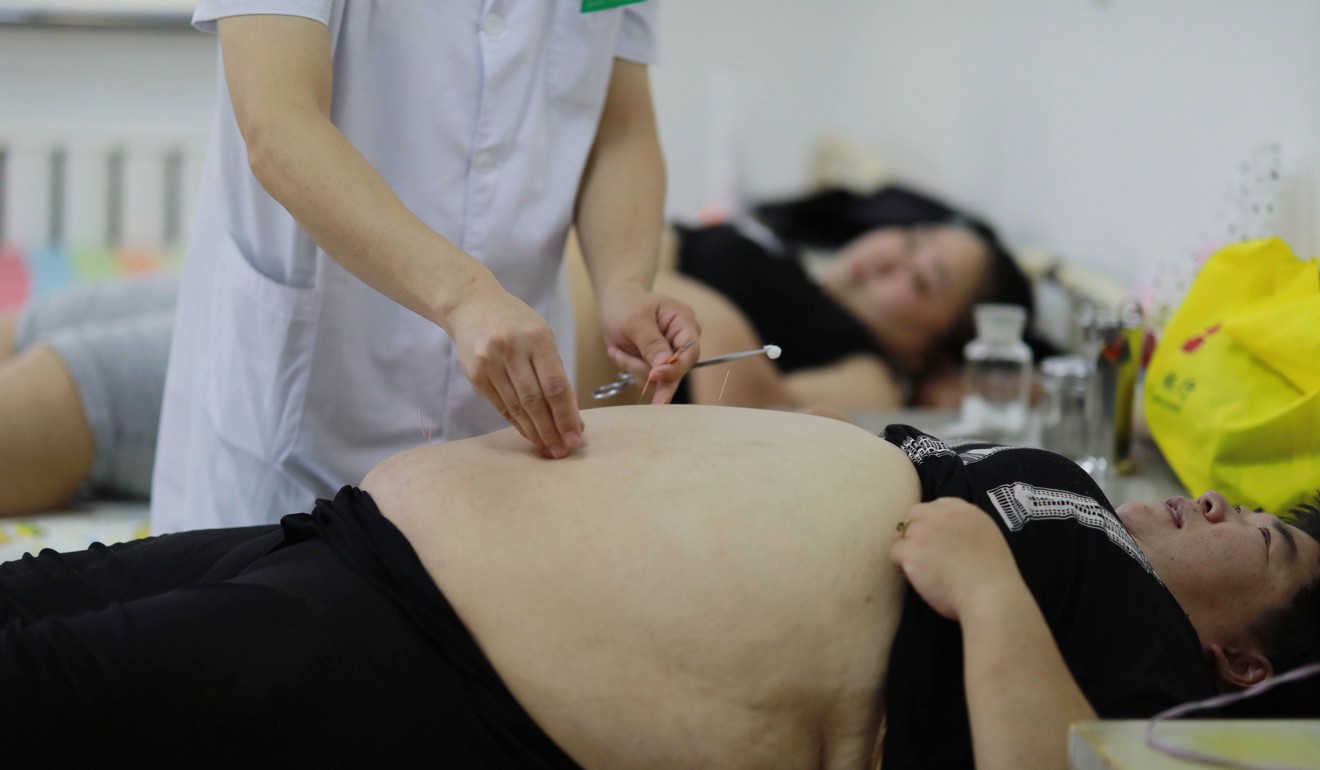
[151,0,658,532]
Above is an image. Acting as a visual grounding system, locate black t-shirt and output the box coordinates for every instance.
[674,222,884,374]
[879,424,1218,770]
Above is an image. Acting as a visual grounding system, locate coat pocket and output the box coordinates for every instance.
[203,236,325,461]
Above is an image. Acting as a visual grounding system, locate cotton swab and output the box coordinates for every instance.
[691,344,781,370]
[606,344,784,403]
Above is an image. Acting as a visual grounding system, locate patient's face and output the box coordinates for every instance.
[1117,491,1320,646]
[819,225,989,363]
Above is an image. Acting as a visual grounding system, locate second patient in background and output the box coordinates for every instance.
[575,184,1042,414]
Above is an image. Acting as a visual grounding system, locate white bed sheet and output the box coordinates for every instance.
[0,501,150,563]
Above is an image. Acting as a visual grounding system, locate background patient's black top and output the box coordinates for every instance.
[674,221,884,375]
[879,425,1218,770]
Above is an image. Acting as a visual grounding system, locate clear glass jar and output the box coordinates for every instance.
[1038,354,1094,463]
[960,303,1034,441]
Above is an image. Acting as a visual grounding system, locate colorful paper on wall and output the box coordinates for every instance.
[70,244,117,283]
[26,244,78,300]
[0,245,32,313]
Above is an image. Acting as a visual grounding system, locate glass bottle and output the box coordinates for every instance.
[960,303,1034,441]
[1074,300,1145,477]
[1038,353,1094,463]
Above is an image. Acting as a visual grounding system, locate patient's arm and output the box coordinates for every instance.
[891,498,1096,770]
[783,354,905,412]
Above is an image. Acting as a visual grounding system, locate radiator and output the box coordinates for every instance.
[0,125,207,311]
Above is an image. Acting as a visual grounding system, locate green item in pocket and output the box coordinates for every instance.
[582,0,644,12]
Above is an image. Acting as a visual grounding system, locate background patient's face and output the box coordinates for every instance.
[1117,491,1320,646]
[820,226,989,362]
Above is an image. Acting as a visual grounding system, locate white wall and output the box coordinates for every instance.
[3,1,1317,289]
[0,23,214,246]
[651,0,1320,289]
[0,26,211,128]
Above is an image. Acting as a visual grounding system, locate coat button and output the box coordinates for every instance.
[482,13,505,37]
[473,152,496,174]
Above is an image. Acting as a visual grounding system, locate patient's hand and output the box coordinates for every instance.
[889,497,1023,622]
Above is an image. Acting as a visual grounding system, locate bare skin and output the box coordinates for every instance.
[1,311,97,515]
[218,16,698,460]
[0,344,95,514]
[0,312,16,361]
[363,405,917,770]
[571,235,902,412]
[368,406,1255,770]
[571,223,988,414]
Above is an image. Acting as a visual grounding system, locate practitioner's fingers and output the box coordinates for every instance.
[519,350,583,458]
[485,367,543,453]
[446,286,582,458]
[494,356,582,460]
[598,288,701,405]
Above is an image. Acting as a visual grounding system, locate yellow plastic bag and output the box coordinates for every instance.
[1144,237,1320,514]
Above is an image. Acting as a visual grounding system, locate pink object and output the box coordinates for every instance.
[0,244,32,313]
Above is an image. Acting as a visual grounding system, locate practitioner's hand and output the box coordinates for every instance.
[889,497,1024,622]
[597,286,700,405]
[445,284,584,459]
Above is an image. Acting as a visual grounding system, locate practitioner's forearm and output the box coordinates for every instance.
[242,102,500,328]
[958,584,1096,770]
[574,59,666,298]
[573,58,703,398]
[222,15,501,330]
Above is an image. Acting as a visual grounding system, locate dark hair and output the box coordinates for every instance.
[929,215,1038,364]
[1209,493,1320,717]
[753,184,961,247]
[1250,492,1320,674]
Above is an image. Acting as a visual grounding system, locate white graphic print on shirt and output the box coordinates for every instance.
[987,482,1160,581]
[955,445,1019,465]
[895,434,957,465]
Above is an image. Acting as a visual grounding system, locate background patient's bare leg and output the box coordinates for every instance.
[0,312,17,362]
[567,231,621,410]
[0,345,95,515]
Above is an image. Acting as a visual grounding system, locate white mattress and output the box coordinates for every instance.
[0,501,150,563]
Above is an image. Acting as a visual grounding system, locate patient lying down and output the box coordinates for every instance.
[2,405,1318,769]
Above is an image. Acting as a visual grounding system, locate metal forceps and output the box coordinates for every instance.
[592,344,782,400]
